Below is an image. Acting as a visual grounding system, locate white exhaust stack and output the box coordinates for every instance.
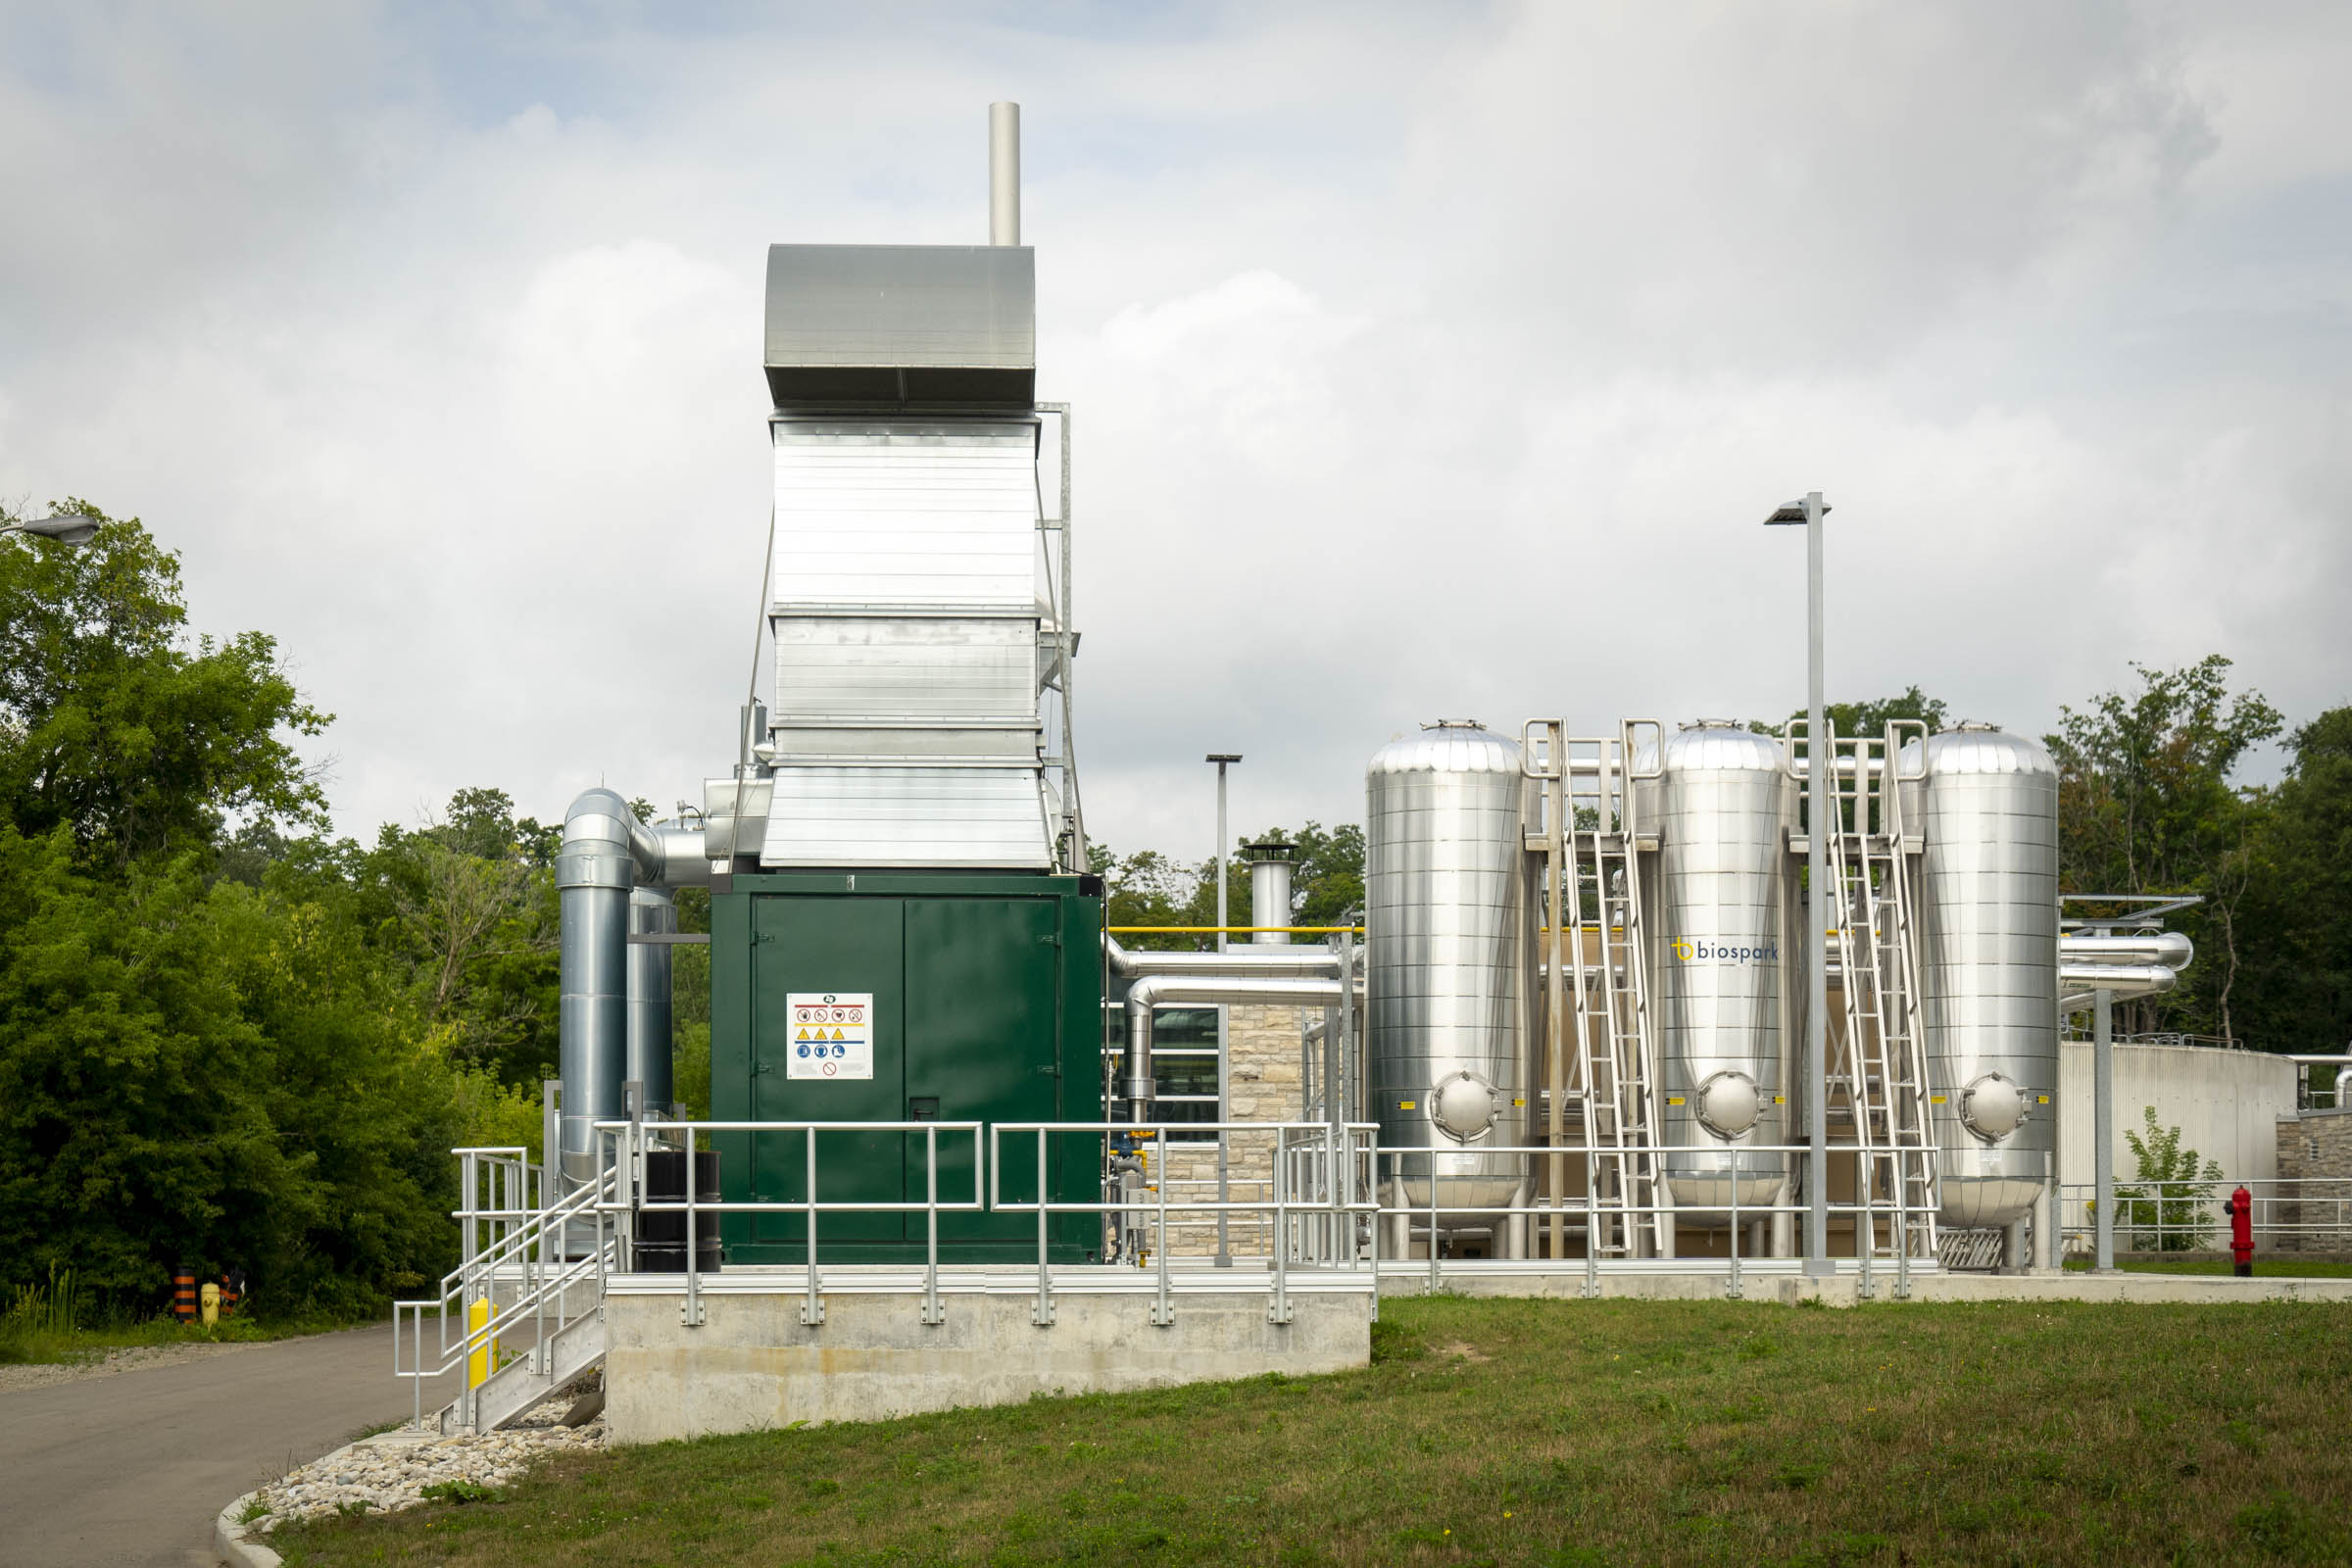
[990,101,1020,245]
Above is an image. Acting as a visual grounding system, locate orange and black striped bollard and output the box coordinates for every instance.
[172,1265,198,1324]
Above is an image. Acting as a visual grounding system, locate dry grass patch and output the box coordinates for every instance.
[273,1296,2352,1567]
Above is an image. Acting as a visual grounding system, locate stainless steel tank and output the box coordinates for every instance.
[1366,721,1528,1238]
[1641,722,1793,1214]
[1903,724,2059,1228]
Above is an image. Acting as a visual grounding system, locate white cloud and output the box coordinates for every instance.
[0,1,2343,853]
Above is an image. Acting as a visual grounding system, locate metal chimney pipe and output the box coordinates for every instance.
[1247,841,1296,945]
[990,101,1020,245]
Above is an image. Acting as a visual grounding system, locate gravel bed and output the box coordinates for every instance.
[246,1397,605,1533]
[0,1341,260,1392]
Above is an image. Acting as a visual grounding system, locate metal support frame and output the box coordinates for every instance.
[2094,987,2116,1272]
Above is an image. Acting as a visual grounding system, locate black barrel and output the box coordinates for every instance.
[635,1150,722,1274]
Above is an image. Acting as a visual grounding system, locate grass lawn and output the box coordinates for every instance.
[2064,1257,2352,1278]
[273,1297,2352,1567]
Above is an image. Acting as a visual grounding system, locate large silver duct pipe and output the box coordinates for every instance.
[1247,841,1296,945]
[2062,932,2193,969]
[558,790,709,1189]
[627,888,677,1112]
[990,101,1020,245]
[1122,974,1349,1123]
[1102,933,1347,979]
[2058,963,2180,1013]
[558,789,638,1187]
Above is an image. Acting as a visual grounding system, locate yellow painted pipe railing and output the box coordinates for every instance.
[1104,925,1364,935]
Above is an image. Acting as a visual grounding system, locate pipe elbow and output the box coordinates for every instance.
[557,787,639,891]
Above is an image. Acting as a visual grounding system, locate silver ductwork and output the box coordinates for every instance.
[2058,964,2189,1013]
[1121,974,1349,1123]
[627,888,677,1112]
[557,789,638,1187]
[1104,933,1348,979]
[557,789,708,1190]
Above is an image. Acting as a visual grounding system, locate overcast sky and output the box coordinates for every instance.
[2,2,2346,858]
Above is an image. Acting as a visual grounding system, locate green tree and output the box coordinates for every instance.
[1756,686,1949,742]
[2115,1105,2223,1252]
[0,503,329,870]
[2048,657,2282,1041]
[2233,709,2352,1054]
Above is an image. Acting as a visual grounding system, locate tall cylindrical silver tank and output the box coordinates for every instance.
[1904,724,2060,1228]
[1366,721,1527,1234]
[1642,722,1793,1213]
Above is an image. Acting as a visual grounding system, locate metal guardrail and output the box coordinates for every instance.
[993,1121,1375,1326]
[2058,1177,2352,1255]
[405,1123,2102,1396]
[596,1118,986,1329]
[1361,1142,1941,1304]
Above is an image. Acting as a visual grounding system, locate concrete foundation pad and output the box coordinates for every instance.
[1375,1264,2352,1307]
[603,1268,1372,1445]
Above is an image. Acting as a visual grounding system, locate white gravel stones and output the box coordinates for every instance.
[246,1403,605,1533]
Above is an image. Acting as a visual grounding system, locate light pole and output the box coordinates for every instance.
[1764,492,1834,1276]
[3,513,103,546]
[1206,753,1242,1267]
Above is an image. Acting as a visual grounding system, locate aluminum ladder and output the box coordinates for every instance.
[1527,722,1664,1261]
[1806,720,1937,1264]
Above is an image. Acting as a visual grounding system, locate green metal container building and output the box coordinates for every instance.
[709,871,1104,1264]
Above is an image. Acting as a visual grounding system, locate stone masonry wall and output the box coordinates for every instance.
[2272,1110,2352,1253]
[1153,1003,1318,1258]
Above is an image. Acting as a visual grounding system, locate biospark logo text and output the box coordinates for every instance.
[1670,939,1779,964]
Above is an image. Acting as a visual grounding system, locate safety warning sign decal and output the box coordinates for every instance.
[785,993,873,1081]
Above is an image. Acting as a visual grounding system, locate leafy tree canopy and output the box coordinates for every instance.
[0,503,329,869]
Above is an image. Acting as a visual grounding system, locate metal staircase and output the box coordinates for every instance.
[1526,722,1664,1260]
[396,1156,617,1433]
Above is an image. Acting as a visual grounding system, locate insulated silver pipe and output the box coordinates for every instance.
[2061,932,2193,969]
[989,101,1019,245]
[1102,933,1347,978]
[650,822,712,887]
[557,788,637,1187]
[627,888,677,1112]
[1122,974,1350,1122]
[2058,963,2180,1012]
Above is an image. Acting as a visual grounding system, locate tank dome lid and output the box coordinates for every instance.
[1367,720,1522,776]
[1907,722,2058,777]
[1640,721,1785,773]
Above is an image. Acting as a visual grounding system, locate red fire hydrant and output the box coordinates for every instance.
[2229,1186,2255,1277]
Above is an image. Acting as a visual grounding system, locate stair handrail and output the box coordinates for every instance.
[394,1164,617,1429]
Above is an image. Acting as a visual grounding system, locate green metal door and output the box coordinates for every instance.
[903,897,1062,1247]
[750,896,904,1246]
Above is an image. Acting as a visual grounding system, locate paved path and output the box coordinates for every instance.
[0,1323,463,1567]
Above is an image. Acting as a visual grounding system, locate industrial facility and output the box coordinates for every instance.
[397,106,2212,1444]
